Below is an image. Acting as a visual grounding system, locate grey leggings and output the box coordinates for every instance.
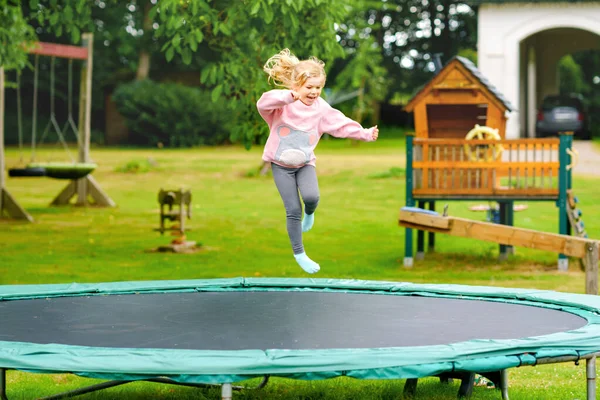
[271,163,320,255]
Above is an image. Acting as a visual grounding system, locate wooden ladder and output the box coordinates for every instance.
[567,190,587,239]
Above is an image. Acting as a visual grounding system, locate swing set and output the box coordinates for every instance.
[1,33,114,222]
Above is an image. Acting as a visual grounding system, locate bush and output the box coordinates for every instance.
[112,80,233,147]
[115,159,156,174]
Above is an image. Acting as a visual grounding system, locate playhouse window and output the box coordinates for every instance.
[426,104,488,139]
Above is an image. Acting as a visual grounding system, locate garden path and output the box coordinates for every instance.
[572,141,600,177]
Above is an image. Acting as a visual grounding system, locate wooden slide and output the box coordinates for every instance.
[399,207,599,295]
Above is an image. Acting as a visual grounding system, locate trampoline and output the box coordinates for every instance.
[1,278,599,399]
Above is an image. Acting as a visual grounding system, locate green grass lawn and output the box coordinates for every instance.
[1,130,599,399]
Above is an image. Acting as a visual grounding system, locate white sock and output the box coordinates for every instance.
[302,212,315,232]
[294,252,320,274]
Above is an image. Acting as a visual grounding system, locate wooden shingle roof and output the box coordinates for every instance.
[405,56,515,112]
[454,56,514,111]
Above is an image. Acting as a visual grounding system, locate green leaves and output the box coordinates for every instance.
[112,79,234,147]
[0,2,36,69]
[152,0,351,148]
[70,26,80,44]
[48,11,59,26]
[250,1,261,15]
[165,46,175,62]
[181,48,192,65]
[211,84,222,103]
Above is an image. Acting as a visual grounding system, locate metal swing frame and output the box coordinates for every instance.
[1,34,115,221]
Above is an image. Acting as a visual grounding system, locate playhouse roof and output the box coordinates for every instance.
[405,56,515,112]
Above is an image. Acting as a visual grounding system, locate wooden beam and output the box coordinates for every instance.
[399,209,595,259]
[76,33,94,205]
[51,176,115,207]
[86,175,116,207]
[0,67,4,205]
[0,68,32,222]
[401,210,450,229]
[1,189,33,222]
[584,242,599,295]
[29,42,88,60]
[50,180,77,206]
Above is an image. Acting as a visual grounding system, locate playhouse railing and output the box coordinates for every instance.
[406,135,574,199]
[403,132,575,270]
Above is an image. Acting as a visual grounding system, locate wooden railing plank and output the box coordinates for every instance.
[411,138,563,197]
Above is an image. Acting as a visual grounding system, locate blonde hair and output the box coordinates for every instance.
[263,49,326,89]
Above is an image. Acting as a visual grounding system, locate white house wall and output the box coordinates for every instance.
[478,2,600,139]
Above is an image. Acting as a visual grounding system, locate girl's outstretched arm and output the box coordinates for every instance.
[319,102,377,142]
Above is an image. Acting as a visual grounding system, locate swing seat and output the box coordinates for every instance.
[8,166,47,178]
[27,162,97,180]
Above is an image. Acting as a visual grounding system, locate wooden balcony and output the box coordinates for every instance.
[410,138,562,199]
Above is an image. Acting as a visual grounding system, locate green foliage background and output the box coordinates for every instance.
[112,79,233,147]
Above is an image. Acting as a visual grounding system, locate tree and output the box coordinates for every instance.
[0,1,37,70]
[328,32,389,127]
[337,0,477,102]
[559,54,588,96]
[573,49,600,137]
[154,0,351,147]
[17,1,489,145]
[7,0,357,148]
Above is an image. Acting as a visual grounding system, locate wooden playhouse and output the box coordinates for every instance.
[400,56,577,269]
[405,56,512,140]
[402,56,571,199]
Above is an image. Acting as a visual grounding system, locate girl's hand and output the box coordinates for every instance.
[371,125,379,141]
[291,91,300,101]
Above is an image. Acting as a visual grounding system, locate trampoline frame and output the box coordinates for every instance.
[1,277,599,400]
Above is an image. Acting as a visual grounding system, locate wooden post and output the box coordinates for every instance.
[416,200,425,260]
[0,67,4,211]
[76,32,93,205]
[51,33,115,208]
[404,134,415,267]
[427,201,436,252]
[584,241,599,295]
[0,67,33,221]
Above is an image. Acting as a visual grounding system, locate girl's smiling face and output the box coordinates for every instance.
[293,76,325,106]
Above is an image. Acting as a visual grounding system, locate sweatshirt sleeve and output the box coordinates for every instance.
[256,89,296,124]
[318,100,374,141]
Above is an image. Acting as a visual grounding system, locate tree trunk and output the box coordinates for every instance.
[135,1,153,80]
[136,51,150,80]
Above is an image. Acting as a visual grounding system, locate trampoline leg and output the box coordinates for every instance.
[500,369,509,400]
[404,225,414,268]
[439,373,454,384]
[38,380,130,400]
[457,372,474,398]
[587,356,596,400]
[416,201,425,260]
[403,378,418,397]
[0,368,7,400]
[222,383,233,400]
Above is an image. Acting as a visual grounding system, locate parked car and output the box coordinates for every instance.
[535,94,591,140]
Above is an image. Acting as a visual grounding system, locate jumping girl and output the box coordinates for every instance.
[257,49,379,274]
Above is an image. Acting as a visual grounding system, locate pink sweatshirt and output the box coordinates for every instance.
[257,89,375,168]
